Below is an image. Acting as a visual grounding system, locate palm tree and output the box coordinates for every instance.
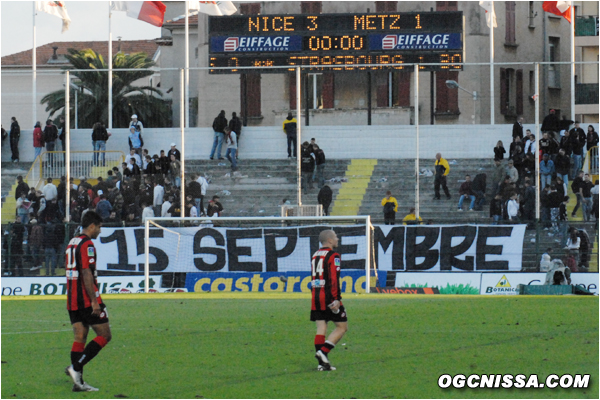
[41,48,171,128]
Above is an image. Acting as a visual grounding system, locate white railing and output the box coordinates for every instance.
[281,204,323,217]
[25,151,125,186]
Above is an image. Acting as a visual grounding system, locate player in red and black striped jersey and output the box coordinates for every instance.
[64,211,111,392]
[310,229,348,371]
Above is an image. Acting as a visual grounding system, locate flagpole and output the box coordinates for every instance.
[185,1,190,128]
[108,3,113,129]
[33,3,37,129]
[570,1,575,122]
[65,70,71,222]
[180,68,186,215]
[489,1,495,125]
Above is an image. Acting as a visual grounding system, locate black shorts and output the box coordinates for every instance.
[310,305,348,322]
[68,303,109,327]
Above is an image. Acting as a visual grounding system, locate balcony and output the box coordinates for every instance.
[575,83,599,105]
[575,16,599,36]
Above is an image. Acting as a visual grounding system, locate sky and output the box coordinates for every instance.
[1,1,162,57]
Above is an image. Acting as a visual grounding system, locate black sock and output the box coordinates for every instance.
[74,339,104,371]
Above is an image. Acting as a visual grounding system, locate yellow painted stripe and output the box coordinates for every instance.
[330,159,377,216]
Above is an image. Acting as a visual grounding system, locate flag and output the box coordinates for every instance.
[190,1,237,16]
[111,1,167,27]
[479,1,497,28]
[542,1,572,23]
[35,1,71,33]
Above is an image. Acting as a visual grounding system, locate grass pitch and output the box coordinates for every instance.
[1,293,598,399]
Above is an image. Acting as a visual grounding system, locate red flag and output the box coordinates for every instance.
[111,1,167,27]
[542,1,572,23]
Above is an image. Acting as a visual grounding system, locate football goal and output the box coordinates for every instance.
[143,216,375,294]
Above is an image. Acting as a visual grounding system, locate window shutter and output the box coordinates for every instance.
[376,2,398,12]
[377,82,388,107]
[241,74,261,118]
[435,71,449,112]
[301,2,322,14]
[240,3,261,14]
[397,71,411,107]
[516,69,523,115]
[505,1,516,43]
[289,73,296,109]
[436,2,458,11]
[500,68,508,115]
[322,72,335,109]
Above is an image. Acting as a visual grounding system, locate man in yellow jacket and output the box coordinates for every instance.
[282,113,297,158]
[381,191,398,225]
[434,153,451,200]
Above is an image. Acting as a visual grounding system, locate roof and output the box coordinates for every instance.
[1,40,160,67]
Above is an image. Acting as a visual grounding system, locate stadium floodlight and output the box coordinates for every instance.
[445,80,478,123]
[144,216,375,294]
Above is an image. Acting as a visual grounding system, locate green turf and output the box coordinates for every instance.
[1,294,598,399]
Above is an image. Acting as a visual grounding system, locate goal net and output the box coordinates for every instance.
[142,216,376,294]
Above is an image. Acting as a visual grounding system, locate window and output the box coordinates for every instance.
[301,2,322,14]
[529,70,535,99]
[239,2,261,15]
[500,68,523,116]
[376,71,411,107]
[505,1,516,44]
[375,2,397,12]
[528,1,536,28]
[548,37,560,88]
[289,72,334,109]
[435,2,459,114]
[240,3,262,118]
[436,2,458,11]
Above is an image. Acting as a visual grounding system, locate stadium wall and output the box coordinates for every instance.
[8,123,595,163]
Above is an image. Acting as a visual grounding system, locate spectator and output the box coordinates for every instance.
[506,192,520,223]
[210,110,228,160]
[58,115,66,152]
[541,109,559,133]
[128,126,143,157]
[539,153,554,190]
[229,111,242,157]
[313,144,326,189]
[207,195,224,217]
[161,195,173,217]
[144,155,157,175]
[282,112,298,158]
[10,116,20,162]
[196,174,209,215]
[580,173,594,222]
[554,149,570,193]
[57,176,67,214]
[511,146,525,182]
[1,124,6,143]
[78,176,92,191]
[108,187,124,219]
[15,176,30,200]
[153,180,165,208]
[558,196,569,247]
[570,123,586,178]
[36,190,47,218]
[16,192,32,225]
[125,148,142,169]
[42,177,58,201]
[92,121,110,166]
[539,253,553,272]
[168,143,181,161]
[28,220,45,272]
[591,179,599,222]
[44,222,61,276]
[577,228,591,272]
[586,125,599,150]
[169,154,182,187]
[224,127,238,171]
[457,175,476,211]
[43,119,58,164]
[433,153,451,200]
[130,114,144,134]
[493,140,506,161]
[508,137,521,159]
[543,259,571,285]
[565,228,581,265]
[141,201,155,224]
[557,115,574,135]
[402,208,423,225]
[506,160,518,184]
[300,142,315,194]
[490,158,504,198]
[129,158,141,176]
[187,176,202,216]
[471,173,487,210]
[318,185,332,216]
[4,216,25,276]
[539,132,558,157]
[570,170,584,218]
[112,166,122,182]
[96,191,112,219]
[512,116,524,140]
[184,194,198,218]
[521,179,535,224]
[524,133,536,155]
[559,130,573,155]
[547,185,562,235]
[381,191,398,225]
[33,121,44,159]
[158,150,170,175]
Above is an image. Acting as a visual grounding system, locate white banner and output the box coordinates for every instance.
[394,272,482,295]
[480,273,599,295]
[1,276,162,296]
[90,224,526,273]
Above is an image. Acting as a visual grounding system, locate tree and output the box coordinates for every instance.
[41,49,171,128]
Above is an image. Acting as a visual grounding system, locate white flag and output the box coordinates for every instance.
[479,1,497,28]
[189,1,237,16]
[35,1,71,33]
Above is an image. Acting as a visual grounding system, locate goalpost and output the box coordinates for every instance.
[143,216,374,294]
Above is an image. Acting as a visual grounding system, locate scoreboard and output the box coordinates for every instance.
[208,12,464,73]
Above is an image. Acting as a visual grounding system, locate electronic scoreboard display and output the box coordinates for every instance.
[208,12,464,73]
